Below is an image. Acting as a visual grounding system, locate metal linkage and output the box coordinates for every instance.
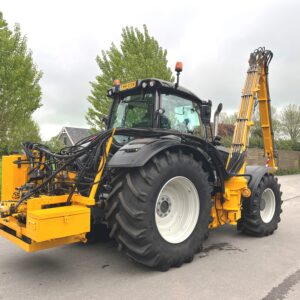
[226,47,274,174]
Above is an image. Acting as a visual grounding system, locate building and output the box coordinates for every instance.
[57,127,91,146]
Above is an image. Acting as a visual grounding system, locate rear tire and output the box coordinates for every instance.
[238,173,282,236]
[106,150,212,270]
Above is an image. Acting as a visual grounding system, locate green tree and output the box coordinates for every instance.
[251,106,280,138]
[44,136,64,153]
[0,12,42,154]
[219,111,237,125]
[6,117,41,153]
[280,104,300,141]
[87,25,173,129]
[249,105,281,148]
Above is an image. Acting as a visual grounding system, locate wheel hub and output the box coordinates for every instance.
[156,196,171,217]
[260,188,276,223]
[260,198,266,210]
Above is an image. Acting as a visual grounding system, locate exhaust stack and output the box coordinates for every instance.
[214,103,223,137]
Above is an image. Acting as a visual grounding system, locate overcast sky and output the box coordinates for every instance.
[1,0,299,140]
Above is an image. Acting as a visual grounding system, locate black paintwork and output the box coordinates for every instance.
[107,78,204,105]
[105,79,232,193]
[245,165,270,201]
[108,133,231,193]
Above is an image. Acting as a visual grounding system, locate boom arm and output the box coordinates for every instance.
[226,47,276,174]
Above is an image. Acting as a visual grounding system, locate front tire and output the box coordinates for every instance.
[238,173,282,236]
[106,150,212,270]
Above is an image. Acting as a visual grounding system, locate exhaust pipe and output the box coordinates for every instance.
[214,103,223,137]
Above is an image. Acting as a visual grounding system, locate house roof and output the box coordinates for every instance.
[58,127,91,145]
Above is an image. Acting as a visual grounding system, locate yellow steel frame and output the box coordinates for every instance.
[1,155,29,201]
[0,129,116,252]
[210,50,276,228]
[0,229,86,252]
[257,66,276,169]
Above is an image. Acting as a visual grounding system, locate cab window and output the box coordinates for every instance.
[110,92,154,129]
[160,93,205,137]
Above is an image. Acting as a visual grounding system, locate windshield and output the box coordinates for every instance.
[109,92,154,129]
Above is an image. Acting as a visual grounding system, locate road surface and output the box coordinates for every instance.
[0,174,299,300]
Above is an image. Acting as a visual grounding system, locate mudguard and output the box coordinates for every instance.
[245,165,270,200]
[108,137,214,178]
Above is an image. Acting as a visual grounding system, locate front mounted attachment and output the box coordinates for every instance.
[0,129,116,252]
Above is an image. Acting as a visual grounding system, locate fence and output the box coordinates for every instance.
[247,148,300,169]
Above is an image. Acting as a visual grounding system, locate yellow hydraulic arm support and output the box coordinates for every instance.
[210,48,277,229]
[226,47,277,174]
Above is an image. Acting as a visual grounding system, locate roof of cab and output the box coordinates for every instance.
[107,78,203,104]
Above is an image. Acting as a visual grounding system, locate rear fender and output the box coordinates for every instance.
[108,137,215,181]
[245,165,271,201]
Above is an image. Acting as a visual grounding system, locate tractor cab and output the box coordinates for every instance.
[106,78,213,143]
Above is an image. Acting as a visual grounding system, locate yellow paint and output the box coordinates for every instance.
[120,81,136,91]
[88,128,116,203]
[257,66,277,170]
[241,187,251,198]
[226,55,277,172]
[0,229,86,252]
[1,155,29,200]
[27,205,90,242]
[211,53,277,229]
[0,130,116,252]
[210,176,247,228]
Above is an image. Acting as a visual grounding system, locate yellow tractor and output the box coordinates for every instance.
[0,47,282,270]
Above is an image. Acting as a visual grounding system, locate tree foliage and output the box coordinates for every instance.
[249,105,281,148]
[86,25,174,129]
[6,117,41,153]
[219,111,237,125]
[44,136,64,153]
[0,12,42,154]
[280,104,300,141]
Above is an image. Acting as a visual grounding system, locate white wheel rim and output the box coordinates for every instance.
[155,176,200,244]
[260,188,276,223]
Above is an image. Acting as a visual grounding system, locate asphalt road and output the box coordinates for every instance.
[0,175,299,300]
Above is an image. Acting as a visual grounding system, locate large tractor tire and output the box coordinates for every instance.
[105,150,212,271]
[238,173,282,236]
